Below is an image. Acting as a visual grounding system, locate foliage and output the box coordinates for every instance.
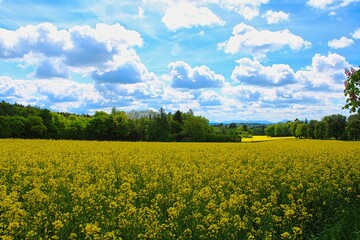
[343,66,360,113]
[263,114,360,141]
[0,139,359,239]
[0,101,240,142]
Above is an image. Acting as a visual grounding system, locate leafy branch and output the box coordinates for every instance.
[343,66,360,113]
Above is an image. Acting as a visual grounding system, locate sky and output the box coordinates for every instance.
[0,0,359,122]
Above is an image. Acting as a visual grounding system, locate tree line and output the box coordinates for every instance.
[264,114,360,141]
[2,101,359,142]
[0,101,244,142]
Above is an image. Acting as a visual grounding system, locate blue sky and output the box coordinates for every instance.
[0,0,359,122]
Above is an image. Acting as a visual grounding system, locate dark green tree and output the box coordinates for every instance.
[323,114,347,140]
[346,113,360,140]
[182,115,209,142]
[306,120,318,139]
[65,115,88,140]
[86,111,111,140]
[314,121,327,139]
[110,107,129,140]
[147,108,170,141]
[265,125,275,137]
[27,115,47,138]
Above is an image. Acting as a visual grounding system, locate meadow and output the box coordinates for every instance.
[0,139,359,239]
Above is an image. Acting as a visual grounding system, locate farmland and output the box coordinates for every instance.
[0,139,359,239]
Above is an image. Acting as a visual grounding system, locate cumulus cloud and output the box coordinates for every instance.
[0,76,102,110]
[262,10,289,24]
[161,2,225,31]
[198,90,222,106]
[328,36,354,49]
[35,59,70,79]
[219,0,270,20]
[352,28,360,39]
[231,58,297,86]
[0,23,144,80]
[218,23,311,57]
[91,55,158,84]
[168,61,225,89]
[0,23,69,59]
[296,53,348,91]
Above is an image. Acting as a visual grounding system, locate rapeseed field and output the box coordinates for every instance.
[0,139,359,239]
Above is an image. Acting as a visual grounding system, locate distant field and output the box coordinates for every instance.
[242,135,295,142]
[0,139,359,239]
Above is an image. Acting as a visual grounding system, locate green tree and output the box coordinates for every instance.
[346,113,360,140]
[274,123,290,136]
[343,66,360,113]
[265,125,275,137]
[65,115,88,140]
[39,109,56,138]
[147,108,170,141]
[323,114,347,140]
[86,111,111,140]
[295,123,307,139]
[314,121,327,139]
[110,107,129,140]
[27,115,47,138]
[182,115,209,142]
[306,120,318,139]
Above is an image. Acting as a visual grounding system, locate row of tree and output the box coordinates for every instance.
[0,101,243,142]
[1,101,359,142]
[264,114,360,140]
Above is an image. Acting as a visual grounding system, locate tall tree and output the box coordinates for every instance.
[265,125,275,137]
[295,123,307,139]
[346,113,360,140]
[182,115,208,142]
[147,108,170,141]
[86,111,111,140]
[323,114,347,140]
[314,121,327,139]
[27,115,47,138]
[306,120,318,139]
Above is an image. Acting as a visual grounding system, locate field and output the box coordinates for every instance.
[0,139,359,239]
[242,136,295,143]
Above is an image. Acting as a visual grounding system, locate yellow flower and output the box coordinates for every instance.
[52,220,64,231]
[292,226,302,235]
[85,223,101,235]
[281,231,291,239]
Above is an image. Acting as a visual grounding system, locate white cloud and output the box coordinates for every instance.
[328,36,354,49]
[262,10,289,24]
[0,23,70,59]
[296,53,348,91]
[219,0,270,20]
[161,2,225,31]
[218,23,311,57]
[168,61,225,89]
[307,0,360,9]
[35,58,70,79]
[231,58,297,86]
[198,90,222,106]
[307,0,336,9]
[352,28,360,39]
[0,23,153,84]
[0,76,102,111]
